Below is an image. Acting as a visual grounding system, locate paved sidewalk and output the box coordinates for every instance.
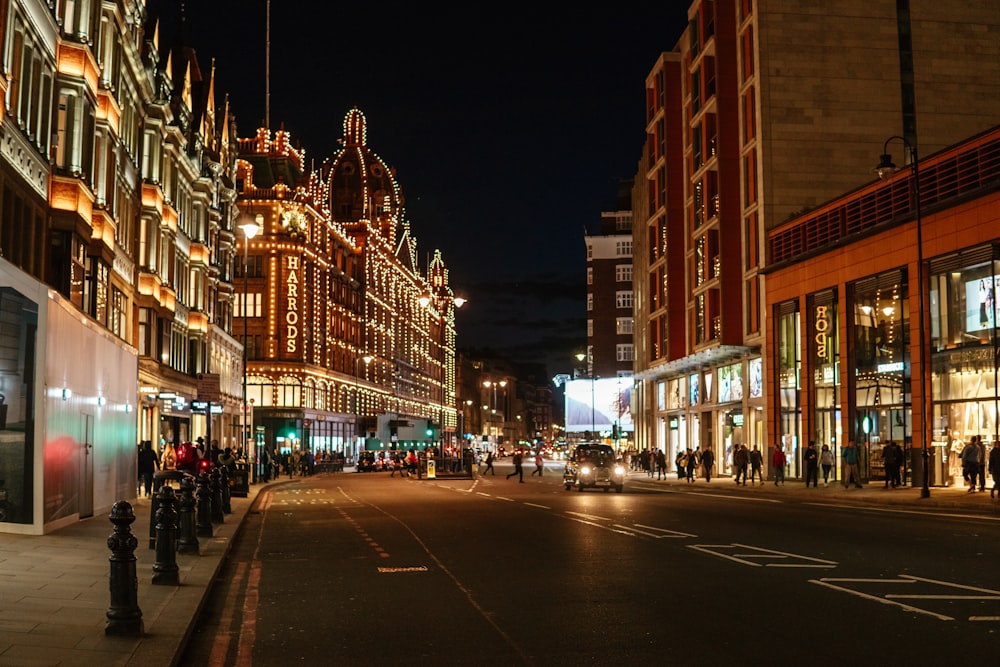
[0,480,271,667]
[624,467,1000,514]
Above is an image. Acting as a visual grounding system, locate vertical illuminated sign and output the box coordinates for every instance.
[286,255,299,353]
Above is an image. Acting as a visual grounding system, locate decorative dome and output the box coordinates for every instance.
[321,108,404,237]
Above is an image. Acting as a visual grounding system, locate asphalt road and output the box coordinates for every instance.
[183,465,1000,666]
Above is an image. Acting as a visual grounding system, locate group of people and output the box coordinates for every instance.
[961,435,1000,498]
[136,437,240,497]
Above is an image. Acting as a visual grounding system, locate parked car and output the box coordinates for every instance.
[564,443,625,492]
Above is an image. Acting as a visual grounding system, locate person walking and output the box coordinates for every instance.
[842,440,863,488]
[531,450,544,477]
[506,450,525,483]
[137,441,160,498]
[482,451,496,476]
[976,435,988,492]
[685,448,699,483]
[676,450,687,480]
[819,444,834,487]
[882,441,901,489]
[804,441,819,487]
[701,447,715,483]
[749,445,763,485]
[961,437,982,492]
[655,449,667,480]
[771,445,786,486]
[988,440,1000,499]
[733,444,748,485]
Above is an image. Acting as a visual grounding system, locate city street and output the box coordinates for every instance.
[183,464,1000,666]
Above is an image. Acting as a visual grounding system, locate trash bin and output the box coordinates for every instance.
[231,463,250,497]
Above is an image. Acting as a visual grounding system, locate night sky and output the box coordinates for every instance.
[183,2,688,376]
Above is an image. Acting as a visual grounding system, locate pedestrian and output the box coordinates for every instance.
[675,450,687,479]
[701,447,715,483]
[137,441,160,498]
[819,444,834,486]
[882,441,901,489]
[961,437,981,492]
[506,450,525,483]
[389,452,403,477]
[655,449,667,480]
[976,435,987,492]
[531,450,544,476]
[989,440,1000,499]
[685,448,699,483]
[772,445,786,486]
[749,445,763,484]
[733,444,748,485]
[482,451,496,476]
[406,449,419,477]
[842,440,863,488]
[804,441,819,488]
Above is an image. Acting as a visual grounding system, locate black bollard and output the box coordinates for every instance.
[106,501,144,636]
[151,486,180,585]
[195,472,213,537]
[176,475,199,555]
[219,465,232,514]
[209,468,225,524]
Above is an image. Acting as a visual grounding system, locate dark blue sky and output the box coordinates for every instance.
[186,2,687,375]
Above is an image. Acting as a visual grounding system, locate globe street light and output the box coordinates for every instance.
[874,136,929,498]
[239,213,261,480]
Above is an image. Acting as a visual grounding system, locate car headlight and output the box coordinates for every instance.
[580,466,592,475]
[614,465,625,475]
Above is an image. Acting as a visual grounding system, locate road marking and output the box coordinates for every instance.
[803,502,1000,522]
[629,483,782,503]
[378,566,429,573]
[810,575,1000,622]
[494,496,515,502]
[524,502,550,509]
[567,511,612,522]
[620,523,697,538]
[689,543,837,568]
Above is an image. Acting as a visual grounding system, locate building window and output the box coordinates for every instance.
[587,243,593,260]
[616,344,634,362]
[587,319,593,337]
[617,317,634,335]
[587,267,593,285]
[616,291,633,309]
[615,264,632,282]
[236,292,262,317]
[616,240,632,257]
[110,286,128,340]
[587,293,593,311]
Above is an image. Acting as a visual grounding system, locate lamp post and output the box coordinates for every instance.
[874,136,929,498]
[419,290,464,456]
[576,352,596,439]
[239,214,261,480]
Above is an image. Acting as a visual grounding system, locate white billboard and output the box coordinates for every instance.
[565,377,632,433]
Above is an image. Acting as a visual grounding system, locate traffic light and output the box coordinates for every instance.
[612,424,619,440]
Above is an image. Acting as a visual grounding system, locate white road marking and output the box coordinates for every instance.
[810,575,1000,622]
[566,511,612,522]
[524,502,550,509]
[619,524,697,538]
[803,502,1000,522]
[810,578,952,621]
[689,543,837,568]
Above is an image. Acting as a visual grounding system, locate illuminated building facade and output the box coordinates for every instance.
[631,1,1000,480]
[237,109,460,460]
[0,1,242,533]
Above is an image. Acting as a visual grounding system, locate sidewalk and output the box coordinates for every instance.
[624,467,1000,514]
[0,480,270,667]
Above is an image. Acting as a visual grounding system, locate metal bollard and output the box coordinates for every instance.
[210,468,225,524]
[196,472,213,537]
[151,486,180,585]
[105,501,144,636]
[220,465,232,514]
[177,475,199,555]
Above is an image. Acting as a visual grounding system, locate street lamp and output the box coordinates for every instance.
[239,213,262,480]
[576,352,596,438]
[874,135,929,498]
